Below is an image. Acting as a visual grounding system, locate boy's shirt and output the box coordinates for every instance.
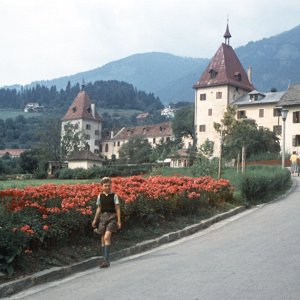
[96,193,120,206]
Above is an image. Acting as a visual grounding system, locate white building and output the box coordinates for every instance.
[194,23,300,156]
[100,122,174,159]
[61,86,102,154]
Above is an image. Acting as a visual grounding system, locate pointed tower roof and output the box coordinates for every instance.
[61,90,101,122]
[193,43,254,91]
[223,23,232,45]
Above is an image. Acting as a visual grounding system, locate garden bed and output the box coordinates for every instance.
[0,203,235,284]
[0,175,233,281]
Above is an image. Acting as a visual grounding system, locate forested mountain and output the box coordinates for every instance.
[236,25,300,92]
[25,53,209,104]
[0,80,166,150]
[0,80,163,114]
[15,25,300,104]
[0,115,44,149]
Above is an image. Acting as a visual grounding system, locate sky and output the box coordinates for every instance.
[1,0,300,87]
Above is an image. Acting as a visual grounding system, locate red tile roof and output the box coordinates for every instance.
[194,43,254,91]
[0,149,27,157]
[68,150,104,161]
[136,112,150,119]
[102,122,173,141]
[61,90,101,122]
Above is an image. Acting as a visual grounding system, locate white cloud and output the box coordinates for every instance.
[0,0,299,86]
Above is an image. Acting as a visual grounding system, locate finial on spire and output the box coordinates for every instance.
[81,78,85,91]
[223,17,232,45]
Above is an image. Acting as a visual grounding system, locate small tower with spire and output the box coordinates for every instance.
[194,21,254,157]
[224,20,232,45]
[81,78,85,91]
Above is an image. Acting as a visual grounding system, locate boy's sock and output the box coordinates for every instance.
[104,245,110,264]
[101,245,105,257]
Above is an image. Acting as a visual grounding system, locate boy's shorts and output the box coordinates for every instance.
[94,212,117,235]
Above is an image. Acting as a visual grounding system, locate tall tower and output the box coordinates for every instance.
[193,23,254,156]
[61,86,102,154]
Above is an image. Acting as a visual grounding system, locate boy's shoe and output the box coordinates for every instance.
[100,260,110,268]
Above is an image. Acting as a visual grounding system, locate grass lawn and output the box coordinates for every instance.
[99,107,143,117]
[0,107,141,121]
[0,109,43,120]
[0,178,98,190]
[0,167,194,190]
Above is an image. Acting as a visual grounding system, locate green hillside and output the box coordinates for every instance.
[0,109,43,120]
[4,25,300,104]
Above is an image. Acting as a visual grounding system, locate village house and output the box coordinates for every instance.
[61,86,102,155]
[0,148,27,158]
[24,103,44,112]
[99,122,173,159]
[67,150,105,169]
[194,23,300,156]
[61,86,177,167]
[61,24,300,168]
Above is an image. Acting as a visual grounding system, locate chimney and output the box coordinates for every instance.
[247,66,252,84]
[91,103,95,118]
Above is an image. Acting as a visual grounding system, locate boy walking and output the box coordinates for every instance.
[92,177,121,268]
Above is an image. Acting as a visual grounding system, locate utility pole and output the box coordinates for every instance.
[237,152,240,173]
[218,127,223,179]
[242,146,246,174]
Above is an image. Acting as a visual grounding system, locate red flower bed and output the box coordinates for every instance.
[0,175,233,274]
[1,175,232,217]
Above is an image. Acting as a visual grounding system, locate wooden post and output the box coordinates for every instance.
[237,152,240,173]
[218,128,223,179]
[242,146,246,173]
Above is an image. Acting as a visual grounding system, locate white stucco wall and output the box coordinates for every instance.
[195,85,250,156]
[61,119,101,154]
[68,160,103,169]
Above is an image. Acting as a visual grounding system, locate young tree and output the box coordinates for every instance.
[150,139,178,162]
[19,149,40,173]
[199,139,214,158]
[118,136,153,164]
[214,106,280,159]
[37,117,62,162]
[172,105,195,145]
[60,122,88,161]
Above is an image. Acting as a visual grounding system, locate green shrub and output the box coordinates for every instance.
[33,170,48,179]
[0,205,30,275]
[236,166,291,205]
[57,165,151,180]
[247,152,281,162]
[58,168,74,179]
[72,168,88,179]
[0,228,29,275]
[191,155,219,177]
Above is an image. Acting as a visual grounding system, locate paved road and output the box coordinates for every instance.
[8,177,300,300]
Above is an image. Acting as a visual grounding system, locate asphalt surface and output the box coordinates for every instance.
[6,176,300,300]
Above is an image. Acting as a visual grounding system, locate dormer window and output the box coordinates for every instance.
[249,94,258,101]
[87,107,91,113]
[234,72,242,81]
[249,90,265,102]
[72,107,77,113]
[209,69,218,79]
